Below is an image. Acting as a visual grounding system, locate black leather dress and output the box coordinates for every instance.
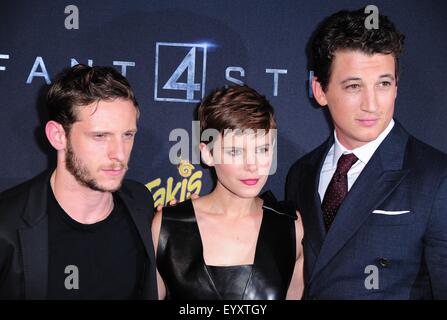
[156,191,297,300]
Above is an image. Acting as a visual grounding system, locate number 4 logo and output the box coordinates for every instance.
[154,42,207,103]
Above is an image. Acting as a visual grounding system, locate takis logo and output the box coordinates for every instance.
[146,159,202,207]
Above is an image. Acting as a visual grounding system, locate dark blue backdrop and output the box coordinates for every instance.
[1,0,446,206]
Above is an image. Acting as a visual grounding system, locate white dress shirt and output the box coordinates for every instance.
[318,119,395,203]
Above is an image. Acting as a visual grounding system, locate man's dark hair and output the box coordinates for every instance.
[311,8,405,91]
[47,64,139,133]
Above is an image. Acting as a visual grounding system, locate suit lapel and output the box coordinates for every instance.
[309,122,410,284]
[118,189,157,298]
[19,219,48,299]
[119,191,155,266]
[20,171,52,299]
[301,138,333,257]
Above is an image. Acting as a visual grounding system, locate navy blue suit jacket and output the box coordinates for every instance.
[286,122,447,299]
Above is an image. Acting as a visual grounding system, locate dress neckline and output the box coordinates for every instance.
[187,199,266,300]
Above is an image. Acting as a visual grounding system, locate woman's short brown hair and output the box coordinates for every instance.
[197,85,276,139]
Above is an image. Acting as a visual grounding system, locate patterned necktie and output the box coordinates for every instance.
[321,153,358,231]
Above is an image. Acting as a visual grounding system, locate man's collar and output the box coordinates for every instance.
[332,119,395,167]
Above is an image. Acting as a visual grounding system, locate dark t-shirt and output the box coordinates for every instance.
[47,187,146,299]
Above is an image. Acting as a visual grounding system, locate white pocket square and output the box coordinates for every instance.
[372,210,410,215]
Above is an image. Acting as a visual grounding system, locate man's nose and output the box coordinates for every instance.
[108,138,126,162]
[360,86,378,113]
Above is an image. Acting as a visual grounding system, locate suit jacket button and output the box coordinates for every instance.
[378,257,389,268]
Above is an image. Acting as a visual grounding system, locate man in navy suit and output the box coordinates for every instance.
[286,9,447,299]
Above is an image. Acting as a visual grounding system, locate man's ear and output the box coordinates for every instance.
[312,76,328,107]
[199,142,214,167]
[45,121,67,151]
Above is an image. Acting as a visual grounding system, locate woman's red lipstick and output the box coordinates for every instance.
[240,179,259,186]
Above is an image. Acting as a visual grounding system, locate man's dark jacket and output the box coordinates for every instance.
[0,170,158,299]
